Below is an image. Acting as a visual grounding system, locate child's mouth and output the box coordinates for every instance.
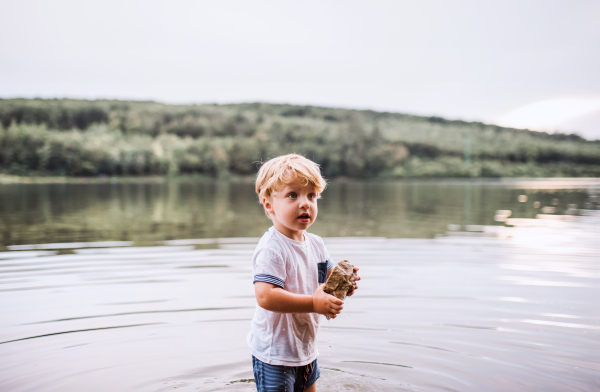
[298,214,310,222]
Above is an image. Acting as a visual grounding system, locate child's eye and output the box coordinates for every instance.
[308,193,315,199]
[287,192,297,198]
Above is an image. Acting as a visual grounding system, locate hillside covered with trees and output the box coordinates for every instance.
[1,98,599,178]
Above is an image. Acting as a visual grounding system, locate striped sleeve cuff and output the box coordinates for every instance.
[326,259,334,271]
[254,274,284,288]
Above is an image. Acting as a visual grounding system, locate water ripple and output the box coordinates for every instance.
[442,324,498,330]
[342,360,413,369]
[390,341,483,358]
[521,319,600,330]
[0,323,163,345]
[23,307,255,325]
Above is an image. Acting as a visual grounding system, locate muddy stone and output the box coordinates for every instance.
[323,260,357,300]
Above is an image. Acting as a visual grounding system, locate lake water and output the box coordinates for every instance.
[0,178,599,391]
[1,178,598,246]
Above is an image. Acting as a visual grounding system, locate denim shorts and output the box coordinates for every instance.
[252,355,320,392]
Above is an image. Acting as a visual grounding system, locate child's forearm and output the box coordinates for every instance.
[255,282,314,313]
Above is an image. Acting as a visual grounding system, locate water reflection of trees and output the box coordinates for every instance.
[2,180,590,247]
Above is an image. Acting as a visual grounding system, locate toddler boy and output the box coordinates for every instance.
[248,154,359,392]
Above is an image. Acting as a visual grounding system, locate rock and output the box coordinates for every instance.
[323,260,357,300]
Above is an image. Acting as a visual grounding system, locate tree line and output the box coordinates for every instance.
[1,98,599,178]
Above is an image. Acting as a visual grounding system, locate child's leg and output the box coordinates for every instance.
[252,355,294,392]
[296,359,320,392]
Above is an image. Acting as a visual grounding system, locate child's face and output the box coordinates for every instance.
[263,179,318,241]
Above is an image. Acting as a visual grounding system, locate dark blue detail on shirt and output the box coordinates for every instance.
[254,274,284,288]
[317,262,328,284]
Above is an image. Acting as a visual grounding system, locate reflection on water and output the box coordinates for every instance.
[1,178,598,247]
[0,178,599,391]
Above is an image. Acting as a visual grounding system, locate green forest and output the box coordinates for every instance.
[1,98,599,179]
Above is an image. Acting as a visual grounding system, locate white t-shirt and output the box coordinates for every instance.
[247,226,333,366]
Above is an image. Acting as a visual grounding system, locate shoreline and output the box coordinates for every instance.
[0,173,254,184]
[1,173,600,185]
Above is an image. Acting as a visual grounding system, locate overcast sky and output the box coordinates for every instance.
[1,0,599,139]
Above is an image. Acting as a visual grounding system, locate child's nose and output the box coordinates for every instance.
[299,196,310,207]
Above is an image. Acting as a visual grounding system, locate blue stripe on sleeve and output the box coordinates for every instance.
[326,259,334,271]
[254,274,285,288]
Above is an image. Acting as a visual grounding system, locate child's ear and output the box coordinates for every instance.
[262,197,274,216]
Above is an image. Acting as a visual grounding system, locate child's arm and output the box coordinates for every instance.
[255,282,344,319]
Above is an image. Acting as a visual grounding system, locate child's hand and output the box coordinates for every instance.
[347,267,361,297]
[312,284,344,318]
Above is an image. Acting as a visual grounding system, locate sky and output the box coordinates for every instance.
[1,0,599,139]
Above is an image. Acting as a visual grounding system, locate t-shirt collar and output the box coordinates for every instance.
[270,226,308,246]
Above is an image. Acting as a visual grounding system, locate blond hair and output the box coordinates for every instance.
[255,154,327,211]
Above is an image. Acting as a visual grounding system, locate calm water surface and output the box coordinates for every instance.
[0,178,599,391]
[0,178,597,246]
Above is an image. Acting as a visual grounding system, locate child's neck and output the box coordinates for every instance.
[273,225,306,242]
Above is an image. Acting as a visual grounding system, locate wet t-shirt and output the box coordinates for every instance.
[247,227,333,366]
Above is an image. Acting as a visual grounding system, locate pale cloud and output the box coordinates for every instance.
[496,97,600,135]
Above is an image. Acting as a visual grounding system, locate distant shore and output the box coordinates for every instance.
[2,99,599,180]
[0,173,253,184]
[3,174,600,186]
